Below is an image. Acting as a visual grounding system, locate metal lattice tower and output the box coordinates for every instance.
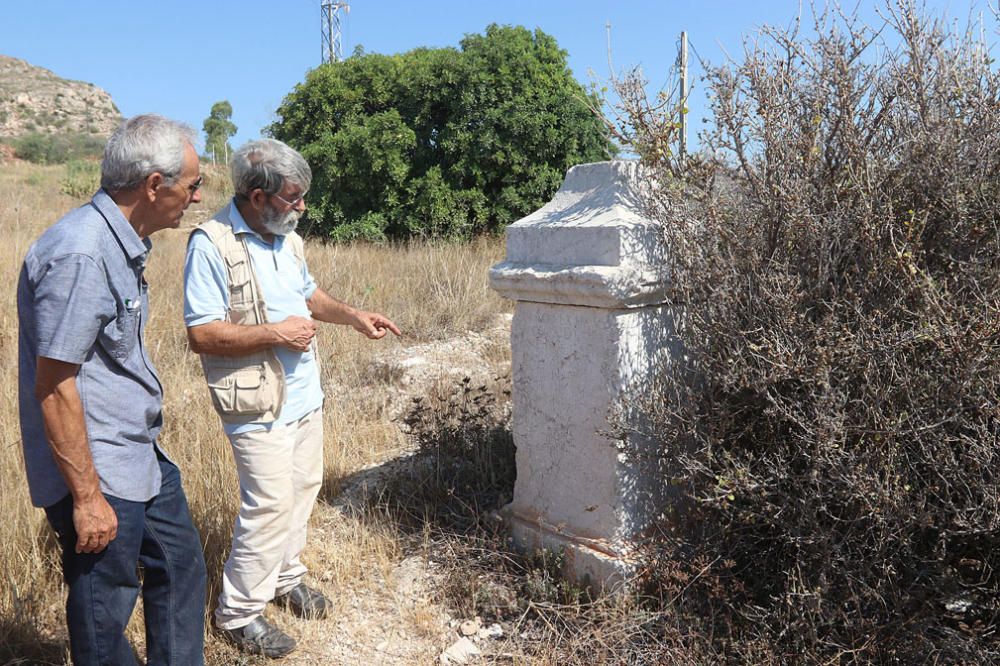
[321,1,350,64]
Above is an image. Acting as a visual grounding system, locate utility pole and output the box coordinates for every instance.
[679,31,688,158]
[605,20,612,72]
[321,1,350,64]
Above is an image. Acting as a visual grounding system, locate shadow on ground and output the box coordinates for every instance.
[0,622,66,666]
[321,373,515,538]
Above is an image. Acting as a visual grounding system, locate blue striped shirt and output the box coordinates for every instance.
[18,190,167,508]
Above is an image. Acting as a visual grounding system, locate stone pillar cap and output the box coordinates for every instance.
[489,160,669,308]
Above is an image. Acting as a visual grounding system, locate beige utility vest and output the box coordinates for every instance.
[192,218,306,426]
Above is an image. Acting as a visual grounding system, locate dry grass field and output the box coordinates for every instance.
[0,159,670,666]
[0,159,522,664]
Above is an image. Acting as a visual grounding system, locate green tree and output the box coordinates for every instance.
[270,25,613,241]
[203,100,237,164]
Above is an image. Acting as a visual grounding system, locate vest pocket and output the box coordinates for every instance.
[225,255,255,318]
[205,364,273,415]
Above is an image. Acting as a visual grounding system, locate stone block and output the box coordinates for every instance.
[489,160,681,591]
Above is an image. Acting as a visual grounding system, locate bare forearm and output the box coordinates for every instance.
[189,316,317,355]
[306,288,359,325]
[308,288,402,339]
[187,320,284,356]
[37,374,100,501]
[36,357,118,553]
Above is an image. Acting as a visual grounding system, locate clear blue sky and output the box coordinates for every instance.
[0,1,981,152]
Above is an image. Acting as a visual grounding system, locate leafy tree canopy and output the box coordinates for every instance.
[203,100,237,164]
[270,24,614,240]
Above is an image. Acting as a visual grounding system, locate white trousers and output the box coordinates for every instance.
[215,408,324,630]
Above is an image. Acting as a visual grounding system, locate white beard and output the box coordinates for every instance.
[262,205,301,236]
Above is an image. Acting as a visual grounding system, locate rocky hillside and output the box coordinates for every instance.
[0,55,120,137]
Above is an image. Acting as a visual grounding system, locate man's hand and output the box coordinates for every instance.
[272,315,318,352]
[73,494,118,554]
[350,311,402,340]
[305,288,401,339]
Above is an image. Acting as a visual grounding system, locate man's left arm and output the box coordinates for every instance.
[306,287,401,340]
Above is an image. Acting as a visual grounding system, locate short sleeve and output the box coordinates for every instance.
[301,258,318,301]
[183,231,229,327]
[34,254,115,364]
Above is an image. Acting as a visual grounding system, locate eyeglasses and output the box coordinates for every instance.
[269,190,307,207]
[186,176,204,194]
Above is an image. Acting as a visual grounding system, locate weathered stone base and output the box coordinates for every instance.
[502,505,637,594]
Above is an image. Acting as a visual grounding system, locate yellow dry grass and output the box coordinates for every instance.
[0,158,511,663]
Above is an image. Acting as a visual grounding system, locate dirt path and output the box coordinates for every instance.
[264,316,513,665]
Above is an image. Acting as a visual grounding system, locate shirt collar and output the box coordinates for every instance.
[92,189,151,264]
[228,199,257,237]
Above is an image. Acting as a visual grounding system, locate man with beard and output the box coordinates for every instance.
[183,138,400,658]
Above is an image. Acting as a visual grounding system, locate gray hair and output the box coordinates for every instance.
[231,139,312,198]
[100,114,196,192]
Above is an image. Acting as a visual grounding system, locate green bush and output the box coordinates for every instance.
[270,24,614,240]
[12,132,105,165]
[613,2,1000,662]
[59,160,100,198]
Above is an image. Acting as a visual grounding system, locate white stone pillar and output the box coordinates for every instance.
[489,160,678,590]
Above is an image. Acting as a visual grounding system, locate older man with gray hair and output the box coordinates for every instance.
[184,138,400,658]
[18,114,208,665]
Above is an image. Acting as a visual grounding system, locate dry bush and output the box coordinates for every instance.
[370,373,699,665]
[389,373,516,533]
[610,2,1000,662]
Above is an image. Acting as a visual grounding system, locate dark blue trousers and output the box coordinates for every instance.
[44,453,207,665]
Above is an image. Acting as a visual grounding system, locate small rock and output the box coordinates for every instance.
[459,619,480,637]
[440,637,481,664]
[477,623,504,640]
[945,595,975,615]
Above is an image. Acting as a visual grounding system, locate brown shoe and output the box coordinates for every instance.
[274,583,330,619]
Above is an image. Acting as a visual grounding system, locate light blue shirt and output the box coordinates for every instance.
[18,190,167,507]
[183,201,323,435]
